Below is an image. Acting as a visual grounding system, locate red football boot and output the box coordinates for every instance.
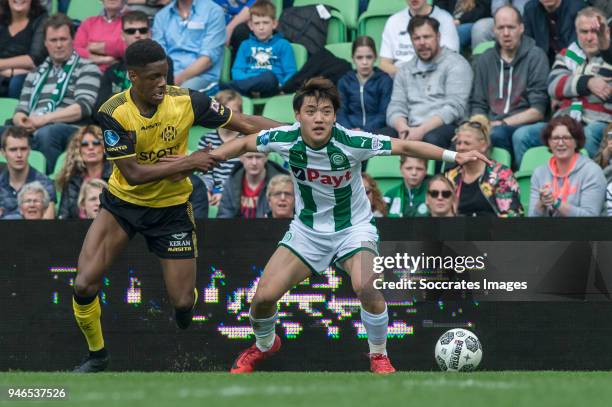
[230,335,281,374]
[369,353,396,374]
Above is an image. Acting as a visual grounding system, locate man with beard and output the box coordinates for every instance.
[386,15,472,153]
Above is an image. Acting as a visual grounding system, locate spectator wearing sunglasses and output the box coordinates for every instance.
[95,10,174,111]
[55,125,112,219]
[426,174,457,217]
[445,114,523,217]
[384,156,430,217]
[74,0,129,72]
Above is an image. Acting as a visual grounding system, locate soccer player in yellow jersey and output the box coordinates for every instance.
[71,39,280,372]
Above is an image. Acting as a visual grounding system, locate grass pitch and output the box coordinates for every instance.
[1,372,612,407]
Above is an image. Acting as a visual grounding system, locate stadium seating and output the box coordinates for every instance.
[220,46,232,84]
[67,1,103,22]
[0,97,18,125]
[271,0,283,19]
[188,126,210,152]
[366,0,406,14]
[490,147,512,168]
[50,152,66,180]
[365,155,402,194]
[357,11,390,53]
[262,94,296,124]
[208,204,218,218]
[324,42,353,65]
[292,0,359,32]
[241,96,254,115]
[268,152,287,168]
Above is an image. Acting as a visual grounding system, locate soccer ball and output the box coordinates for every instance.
[434,328,482,372]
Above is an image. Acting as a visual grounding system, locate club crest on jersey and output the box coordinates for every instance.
[104,130,119,146]
[161,125,177,142]
[330,152,347,166]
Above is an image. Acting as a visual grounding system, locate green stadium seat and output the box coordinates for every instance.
[366,155,402,194]
[27,150,47,174]
[327,9,347,44]
[518,146,552,173]
[268,152,287,167]
[241,96,254,115]
[293,0,359,31]
[188,126,210,152]
[357,11,390,54]
[516,172,531,213]
[262,94,296,124]
[490,147,512,167]
[50,151,66,180]
[221,46,232,84]
[67,0,103,21]
[366,0,406,14]
[472,41,495,56]
[324,42,353,65]
[0,97,18,125]
[292,42,308,70]
[271,0,283,19]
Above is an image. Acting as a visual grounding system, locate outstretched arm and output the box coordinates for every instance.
[390,138,491,166]
[223,111,283,135]
[210,133,259,161]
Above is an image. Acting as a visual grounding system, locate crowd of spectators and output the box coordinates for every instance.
[0,0,610,220]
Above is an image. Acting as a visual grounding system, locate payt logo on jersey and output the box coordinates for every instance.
[291,165,352,188]
[104,130,120,146]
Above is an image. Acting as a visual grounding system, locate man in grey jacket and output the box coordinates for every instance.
[386,15,472,151]
[470,5,549,165]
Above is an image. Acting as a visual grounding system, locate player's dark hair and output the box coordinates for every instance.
[293,77,340,113]
[408,15,440,36]
[43,13,75,39]
[125,39,167,69]
[122,10,150,28]
[1,126,30,150]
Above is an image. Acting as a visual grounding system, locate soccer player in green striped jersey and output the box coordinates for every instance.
[209,78,490,374]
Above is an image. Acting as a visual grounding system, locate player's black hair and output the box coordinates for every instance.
[125,39,167,69]
[293,77,340,113]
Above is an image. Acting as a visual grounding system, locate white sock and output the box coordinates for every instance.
[361,305,388,356]
[250,309,277,352]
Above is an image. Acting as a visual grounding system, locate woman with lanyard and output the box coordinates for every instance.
[445,114,523,217]
[529,116,606,217]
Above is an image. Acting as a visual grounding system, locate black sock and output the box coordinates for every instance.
[73,291,97,305]
[89,348,108,359]
[175,307,193,330]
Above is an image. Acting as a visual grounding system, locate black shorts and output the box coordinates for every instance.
[99,189,197,259]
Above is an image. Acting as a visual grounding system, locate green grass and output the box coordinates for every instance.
[2,372,612,407]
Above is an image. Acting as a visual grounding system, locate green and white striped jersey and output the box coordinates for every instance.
[256,123,392,233]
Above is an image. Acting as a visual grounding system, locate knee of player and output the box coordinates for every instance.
[73,275,98,297]
[251,291,280,309]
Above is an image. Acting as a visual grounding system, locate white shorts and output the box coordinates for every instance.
[278,220,379,275]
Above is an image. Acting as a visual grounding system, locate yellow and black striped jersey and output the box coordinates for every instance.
[97,86,231,207]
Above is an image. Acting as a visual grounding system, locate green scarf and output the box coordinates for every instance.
[28,52,80,114]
